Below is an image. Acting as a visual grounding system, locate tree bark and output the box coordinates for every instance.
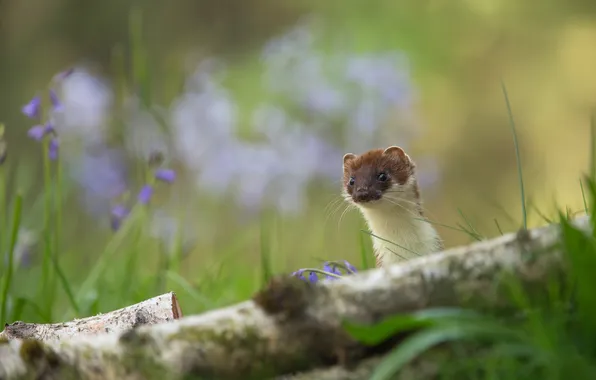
[0,292,182,341]
[0,216,587,380]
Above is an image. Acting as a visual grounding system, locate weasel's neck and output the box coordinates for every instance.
[359,202,442,267]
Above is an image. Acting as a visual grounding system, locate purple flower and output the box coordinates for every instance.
[154,168,176,184]
[137,185,153,204]
[343,260,358,274]
[110,204,130,231]
[49,89,64,112]
[27,123,55,142]
[71,146,129,217]
[291,269,306,280]
[48,138,59,161]
[22,96,41,119]
[323,262,341,280]
[292,260,358,283]
[44,122,55,134]
[27,125,46,141]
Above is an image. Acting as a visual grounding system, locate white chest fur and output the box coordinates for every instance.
[360,206,442,266]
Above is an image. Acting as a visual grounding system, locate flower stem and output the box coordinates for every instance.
[39,138,54,321]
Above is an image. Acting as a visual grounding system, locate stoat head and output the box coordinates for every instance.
[342,146,418,209]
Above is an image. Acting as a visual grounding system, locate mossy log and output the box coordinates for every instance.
[0,216,588,380]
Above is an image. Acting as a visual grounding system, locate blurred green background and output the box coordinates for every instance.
[1,0,595,322]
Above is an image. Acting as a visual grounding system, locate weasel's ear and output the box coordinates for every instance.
[383,146,411,162]
[343,153,356,166]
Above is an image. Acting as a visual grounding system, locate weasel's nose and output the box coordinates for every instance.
[352,188,382,203]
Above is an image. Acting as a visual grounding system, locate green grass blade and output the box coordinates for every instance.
[494,218,504,235]
[166,271,215,310]
[130,6,151,106]
[259,214,273,287]
[413,217,472,235]
[501,81,527,230]
[343,307,481,345]
[39,138,54,319]
[48,252,80,316]
[370,323,513,380]
[0,124,6,277]
[580,179,589,215]
[457,208,483,240]
[11,296,49,322]
[531,203,552,224]
[358,228,372,269]
[67,206,143,318]
[591,113,596,182]
[361,230,420,256]
[559,214,596,337]
[0,193,22,325]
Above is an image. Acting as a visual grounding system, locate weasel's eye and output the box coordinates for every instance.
[377,172,388,182]
[348,177,355,186]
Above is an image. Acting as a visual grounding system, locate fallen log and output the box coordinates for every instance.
[0,292,182,341]
[0,216,587,380]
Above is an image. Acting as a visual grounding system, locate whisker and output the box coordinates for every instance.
[323,200,340,223]
[382,197,421,219]
[337,203,356,233]
[383,195,439,221]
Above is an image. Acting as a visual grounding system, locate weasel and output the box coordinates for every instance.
[342,146,443,267]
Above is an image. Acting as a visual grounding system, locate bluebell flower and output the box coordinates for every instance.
[291,260,358,283]
[48,138,59,161]
[22,96,41,119]
[137,185,154,205]
[291,269,306,281]
[155,168,176,184]
[110,204,130,231]
[322,262,340,280]
[70,146,129,217]
[27,125,47,141]
[27,123,55,142]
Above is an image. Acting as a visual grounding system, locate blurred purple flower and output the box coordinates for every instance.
[27,125,46,141]
[48,138,59,161]
[22,96,41,119]
[167,17,439,217]
[343,260,357,274]
[44,122,56,134]
[155,169,176,184]
[110,204,130,231]
[49,89,64,112]
[291,269,306,281]
[137,185,153,205]
[27,123,55,142]
[70,146,129,217]
[322,262,339,280]
[291,260,358,283]
[57,69,112,145]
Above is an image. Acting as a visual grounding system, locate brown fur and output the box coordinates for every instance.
[342,147,415,204]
